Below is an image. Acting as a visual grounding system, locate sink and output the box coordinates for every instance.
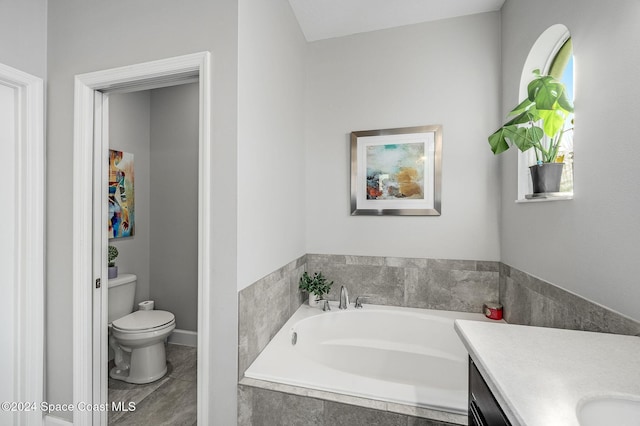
[577,396,640,426]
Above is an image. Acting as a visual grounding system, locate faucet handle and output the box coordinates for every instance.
[322,299,331,311]
[354,296,366,308]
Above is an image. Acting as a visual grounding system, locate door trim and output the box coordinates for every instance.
[72,52,211,425]
[0,62,45,425]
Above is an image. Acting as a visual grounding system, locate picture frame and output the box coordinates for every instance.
[109,149,135,238]
[350,125,442,216]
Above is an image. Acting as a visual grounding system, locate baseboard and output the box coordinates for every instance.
[168,329,197,347]
[44,415,73,426]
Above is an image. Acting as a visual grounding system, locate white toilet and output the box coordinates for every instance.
[108,273,175,384]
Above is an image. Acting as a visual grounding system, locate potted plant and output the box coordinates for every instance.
[299,272,333,307]
[108,245,119,279]
[488,69,574,193]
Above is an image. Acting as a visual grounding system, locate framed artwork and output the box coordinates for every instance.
[350,125,442,216]
[109,149,135,238]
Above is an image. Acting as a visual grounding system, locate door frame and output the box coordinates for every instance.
[0,62,45,425]
[72,52,211,425]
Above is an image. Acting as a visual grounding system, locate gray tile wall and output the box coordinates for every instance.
[500,263,640,335]
[306,254,500,312]
[238,255,306,379]
[238,255,639,384]
[238,385,457,426]
[238,254,500,380]
[238,255,640,425]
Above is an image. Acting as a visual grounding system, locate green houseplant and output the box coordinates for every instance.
[488,69,574,193]
[108,245,119,279]
[299,272,333,307]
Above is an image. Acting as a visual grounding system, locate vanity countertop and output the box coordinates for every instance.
[454,320,640,426]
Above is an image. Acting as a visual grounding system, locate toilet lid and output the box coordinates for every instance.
[112,310,175,331]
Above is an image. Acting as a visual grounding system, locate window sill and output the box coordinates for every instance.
[515,192,573,203]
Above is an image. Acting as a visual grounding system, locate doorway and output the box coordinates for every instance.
[106,83,199,424]
[0,62,44,426]
[72,53,211,426]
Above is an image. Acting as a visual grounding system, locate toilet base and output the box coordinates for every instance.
[110,364,168,384]
[109,341,169,384]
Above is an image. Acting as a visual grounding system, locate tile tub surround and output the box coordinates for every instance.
[238,254,500,379]
[237,254,639,424]
[238,255,307,379]
[238,382,461,426]
[306,254,500,312]
[500,263,640,335]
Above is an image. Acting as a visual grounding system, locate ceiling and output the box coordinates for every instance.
[288,0,505,42]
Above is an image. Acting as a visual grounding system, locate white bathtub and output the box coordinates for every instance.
[244,302,500,416]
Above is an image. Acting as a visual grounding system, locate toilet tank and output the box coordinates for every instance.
[108,273,137,324]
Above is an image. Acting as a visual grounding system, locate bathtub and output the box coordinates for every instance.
[243,302,499,416]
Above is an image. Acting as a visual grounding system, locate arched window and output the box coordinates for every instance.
[517,25,574,201]
[549,38,574,193]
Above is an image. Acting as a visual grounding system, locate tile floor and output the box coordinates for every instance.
[108,343,197,425]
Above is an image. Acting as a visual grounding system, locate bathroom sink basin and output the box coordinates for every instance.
[577,396,640,426]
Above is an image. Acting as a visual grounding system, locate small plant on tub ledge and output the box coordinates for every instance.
[108,245,119,279]
[299,272,333,307]
[488,69,574,195]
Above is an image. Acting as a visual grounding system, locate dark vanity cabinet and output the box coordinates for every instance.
[468,358,512,426]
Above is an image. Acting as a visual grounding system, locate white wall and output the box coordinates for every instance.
[46,1,239,423]
[150,83,199,331]
[237,0,307,289]
[108,91,151,305]
[305,13,502,261]
[0,0,47,78]
[500,0,640,321]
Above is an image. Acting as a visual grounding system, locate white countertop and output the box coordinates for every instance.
[454,320,640,426]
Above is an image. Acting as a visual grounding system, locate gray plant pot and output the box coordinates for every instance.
[529,163,564,193]
[108,266,118,279]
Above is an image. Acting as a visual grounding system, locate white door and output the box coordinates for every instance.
[0,81,17,426]
[0,62,45,426]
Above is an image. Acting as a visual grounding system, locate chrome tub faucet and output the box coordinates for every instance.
[339,286,349,309]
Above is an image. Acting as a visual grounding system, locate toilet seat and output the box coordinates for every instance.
[112,310,175,333]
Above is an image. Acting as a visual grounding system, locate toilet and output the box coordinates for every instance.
[108,273,175,384]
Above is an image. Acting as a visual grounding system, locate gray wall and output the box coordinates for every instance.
[108,91,152,305]
[501,263,640,336]
[238,256,306,380]
[499,0,640,322]
[108,85,199,333]
[307,254,498,312]
[46,1,239,423]
[237,0,307,290]
[150,83,199,332]
[0,0,47,78]
[304,12,502,262]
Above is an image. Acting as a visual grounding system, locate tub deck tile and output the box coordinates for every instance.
[324,400,406,426]
[238,378,466,425]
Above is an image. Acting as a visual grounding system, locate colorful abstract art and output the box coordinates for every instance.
[109,149,134,238]
[350,125,442,216]
[366,143,425,200]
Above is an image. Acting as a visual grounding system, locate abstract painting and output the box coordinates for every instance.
[109,149,135,238]
[351,125,442,216]
[365,143,425,200]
